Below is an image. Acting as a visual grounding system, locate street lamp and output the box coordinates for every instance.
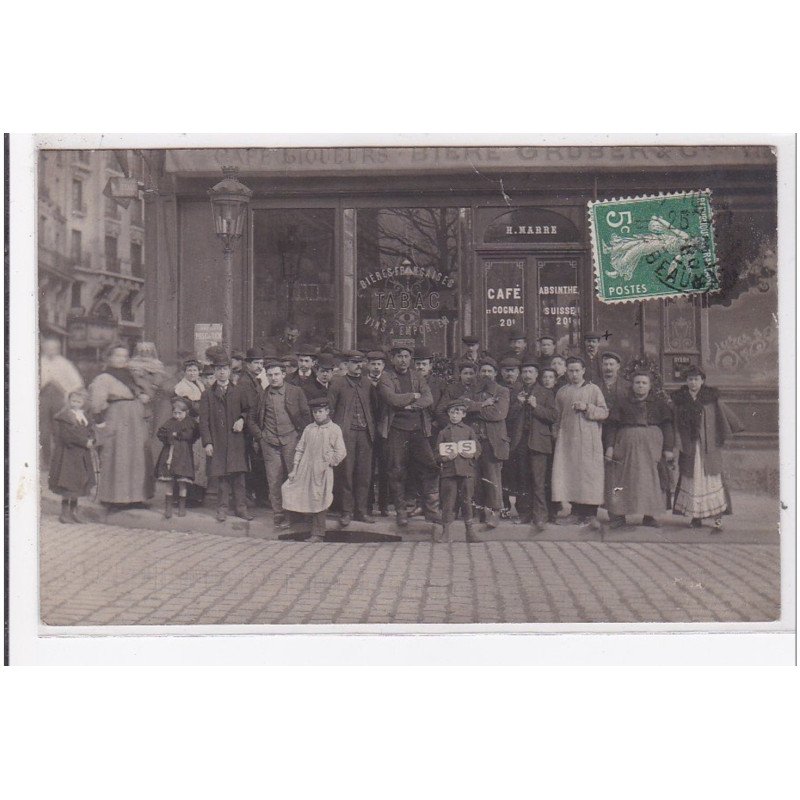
[208,166,252,350]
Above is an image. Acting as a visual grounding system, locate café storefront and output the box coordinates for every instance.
[143,145,779,468]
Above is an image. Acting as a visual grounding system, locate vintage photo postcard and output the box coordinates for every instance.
[6,134,796,663]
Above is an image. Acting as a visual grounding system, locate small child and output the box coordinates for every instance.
[155,397,199,518]
[435,399,482,543]
[281,397,347,543]
[48,388,96,524]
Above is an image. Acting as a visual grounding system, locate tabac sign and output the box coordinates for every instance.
[589,190,719,303]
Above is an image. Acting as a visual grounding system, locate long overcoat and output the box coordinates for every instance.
[48,408,95,497]
[199,383,249,477]
[551,381,609,504]
[155,417,199,480]
[328,373,376,446]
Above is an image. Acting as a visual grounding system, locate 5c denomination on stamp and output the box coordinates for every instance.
[589,190,719,303]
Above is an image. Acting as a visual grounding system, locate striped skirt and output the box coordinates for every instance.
[673,442,727,519]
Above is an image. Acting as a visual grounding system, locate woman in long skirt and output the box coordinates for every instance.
[173,358,208,493]
[605,371,674,529]
[671,366,744,532]
[88,344,154,506]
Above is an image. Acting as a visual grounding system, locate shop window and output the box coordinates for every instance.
[356,207,460,356]
[252,208,336,351]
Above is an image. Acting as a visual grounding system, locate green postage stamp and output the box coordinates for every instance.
[589,190,719,303]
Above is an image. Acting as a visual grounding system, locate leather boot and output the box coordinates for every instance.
[164,496,173,519]
[396,508,409,528]
[485,509,499,529]
[177,497,186,517]
[69,499,84,523]
[59,499,73,524]
[464,520,475,543]
[423,492,442,524]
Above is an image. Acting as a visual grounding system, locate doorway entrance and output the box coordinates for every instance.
[481,252,586,356]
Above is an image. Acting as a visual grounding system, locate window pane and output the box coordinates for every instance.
[356,207,460,356]
[252,208,336,351]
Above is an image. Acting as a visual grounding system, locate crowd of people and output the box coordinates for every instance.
[43,328,744,543]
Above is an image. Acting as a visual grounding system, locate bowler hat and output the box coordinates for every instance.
[315,353,336,369]
[366,350,386,361]
[244,346,265,361]
[601,350,622,363]
[507,328,526,341]
[231,350,245,362]
[210,353,231,367]
[414,346,434,361]
[499,356,521,368]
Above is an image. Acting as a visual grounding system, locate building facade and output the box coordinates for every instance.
[136,145,778,483]
[38,149,146,377]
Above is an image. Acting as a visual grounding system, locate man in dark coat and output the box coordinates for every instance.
[366,350,390,516]
[435,360,478,427]
[238,346,268,507]
[461,357,510,529]
[498,356,523,517]
[504,328,531,363]
[378,346,440,528]
[199,353,253,522]
[460,335,483,366]
[598,350,631,524]
[509,360,558,532]
[301,352,335,402]
[537,335,557,370]
[329,350,376,526]
[249,359,312,529]
[290,348,318,390]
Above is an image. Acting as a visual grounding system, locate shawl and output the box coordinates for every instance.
[672,385,720,445]
[102,366,140,396]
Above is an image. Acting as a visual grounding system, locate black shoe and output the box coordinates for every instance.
[235,508,255,521]
[177,498,187,517]
[338,514,352,528]
[69,506,85,524]
[641,515,661,528]
[608,517,627,530]
[690,518,703,528]
[274,514,291,530]
[396,510,409,528]
[514,514,533,525]
[216,508,227,523]
[353,513,376,524]
[307,534,324,543]
[164,496,173,520]
[59,513,74,525]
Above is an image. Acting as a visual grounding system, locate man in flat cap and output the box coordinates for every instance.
[460,356,510,529]
[328,350,377,526]
[509,359,558,533]
[378,345,440,528]
[582,331,606,386]
[460,335,483,366]
[498,355,523,518]
[249,358,312,529]
[366,350,389,516]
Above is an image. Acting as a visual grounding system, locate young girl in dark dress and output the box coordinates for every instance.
[49,389,96,523]
[155,397,199,518]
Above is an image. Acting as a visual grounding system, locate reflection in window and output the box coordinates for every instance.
[356,208,460,356]
[252,209,336,352]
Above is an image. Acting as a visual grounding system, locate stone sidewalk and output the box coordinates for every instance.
[40,516,781,626]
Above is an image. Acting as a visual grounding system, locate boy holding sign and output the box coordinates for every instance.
[435,399,482,543]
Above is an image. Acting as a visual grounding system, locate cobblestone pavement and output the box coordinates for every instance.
[40,517,781,625]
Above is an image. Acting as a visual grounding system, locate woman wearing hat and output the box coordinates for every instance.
[88,343,155,506]
[671,366,743,531]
